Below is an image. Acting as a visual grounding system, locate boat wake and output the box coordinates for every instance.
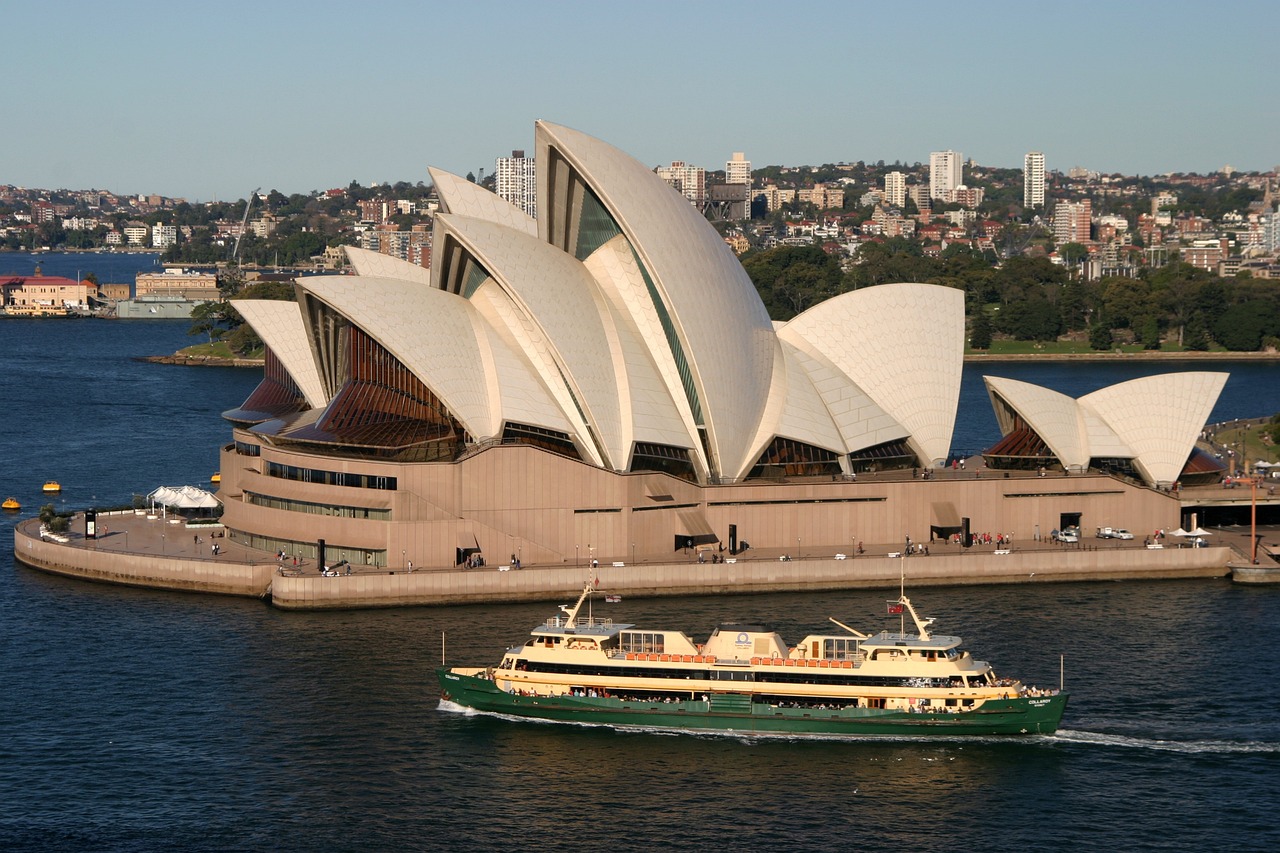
[1050,729,1280,754]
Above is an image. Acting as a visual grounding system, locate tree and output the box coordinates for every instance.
[1089,322,1113,351]
[969,311,993,350]
[1214,301,1271,351]
[1059,242,1088,269]
[997,291,1062,341]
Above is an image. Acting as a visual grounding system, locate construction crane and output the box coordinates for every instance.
[231,187,260,265]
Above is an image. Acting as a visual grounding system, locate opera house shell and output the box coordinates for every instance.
[215,120,1219,571]
[982,373,1228,487]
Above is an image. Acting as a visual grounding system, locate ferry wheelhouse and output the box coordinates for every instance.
[438,584,1067,737]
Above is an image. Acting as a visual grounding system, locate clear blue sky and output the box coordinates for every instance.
[5,0,1277,201]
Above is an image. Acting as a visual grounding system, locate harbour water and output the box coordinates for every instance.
[2,317,1279,851]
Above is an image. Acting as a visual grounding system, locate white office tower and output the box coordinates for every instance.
[496,150,537,218]
[884,171,907,208]
[929,150,963,201]
[726,152,751,186]
[1024,152,1046,208]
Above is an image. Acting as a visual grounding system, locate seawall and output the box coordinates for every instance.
[14,519,275,598]
[14,517,1232,609]
[272,545,1229,609]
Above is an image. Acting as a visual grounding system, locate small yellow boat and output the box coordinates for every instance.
[210,472,222,484]
[43,481,61,493]
[2,497,20,511]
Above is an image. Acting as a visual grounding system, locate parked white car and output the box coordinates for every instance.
[1111,529,1135,540]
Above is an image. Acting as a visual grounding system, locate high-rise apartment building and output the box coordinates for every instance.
[496,150,537,218]
[1024,152,1045,208]
[1053,199,1092,244]
[725,152,751,187]
[929,150,963,201]
[657,161,707,206]
[884,171,906,208]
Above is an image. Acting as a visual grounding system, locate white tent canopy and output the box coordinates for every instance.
[147,485,220,510]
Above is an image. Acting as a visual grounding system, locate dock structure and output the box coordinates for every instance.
[14,511,1238,611]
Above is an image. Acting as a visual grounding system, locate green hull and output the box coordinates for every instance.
[437,669,1067,737]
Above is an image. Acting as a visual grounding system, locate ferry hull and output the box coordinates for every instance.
[437,670,1067,737]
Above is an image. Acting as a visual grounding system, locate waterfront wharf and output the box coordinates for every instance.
[12,509,1249,611]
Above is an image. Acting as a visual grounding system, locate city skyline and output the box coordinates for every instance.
[4,0,1278,202]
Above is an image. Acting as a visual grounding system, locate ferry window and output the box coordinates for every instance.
[823,638,860,660]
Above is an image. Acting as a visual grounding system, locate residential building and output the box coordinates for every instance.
[656,161,706,206]
[949,186,984,209]
[358,199,394,225]
[496,149,537,218]
[755,185,796,212]
[929,150,963,200]
[908,185,931,212]
[123,224,149,246]
[1024,152,1045,208]
[1052,199,1092,244]
[152,223,178,249]
[725,152,751,187]
[798,183,844,209]
[884,172,906,208]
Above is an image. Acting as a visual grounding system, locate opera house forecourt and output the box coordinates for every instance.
[13,121,1236,607]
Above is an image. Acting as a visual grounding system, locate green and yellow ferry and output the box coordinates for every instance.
[437,583,1067,737]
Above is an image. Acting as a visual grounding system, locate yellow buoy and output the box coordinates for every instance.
[43,481,61,493]
[2,497,20,511]
[210,472,222,484]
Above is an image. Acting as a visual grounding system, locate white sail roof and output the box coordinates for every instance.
[342,245,432,285]
[984,371,1228,486]
[779,283,965,465]
[536,120,778,480]
[298,275,568,441]
[232,298,326,408]
[428,166,537,237]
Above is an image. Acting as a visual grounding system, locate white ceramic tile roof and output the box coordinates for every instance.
[582,236,701,456]
[232,298,326,408]
[983,376,1092,469]
[428,167,537,237]
[342,246,432,285]
[983,372,1225,486]
[779,283,964,465]
[535,120,777,480]
[297,275,566,441]
[466,282,575,437]
[771,341,847,454]
[784,341,908,452]
[435,213,626,468]
[1081,372,1228,485]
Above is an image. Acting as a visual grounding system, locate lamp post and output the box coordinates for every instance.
[402,549,406,570]
[631,542,636,565]
[576,544,579,567]
[797,536,802,560]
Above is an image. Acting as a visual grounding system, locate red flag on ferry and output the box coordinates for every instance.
[886,602,904,615]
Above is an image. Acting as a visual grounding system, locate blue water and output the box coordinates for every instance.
[0,250,161,284]
[2,319,1279,852]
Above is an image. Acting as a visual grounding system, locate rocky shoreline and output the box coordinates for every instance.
[137,354,264,368]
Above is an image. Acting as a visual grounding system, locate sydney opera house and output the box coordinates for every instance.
[216,121,1225,570]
